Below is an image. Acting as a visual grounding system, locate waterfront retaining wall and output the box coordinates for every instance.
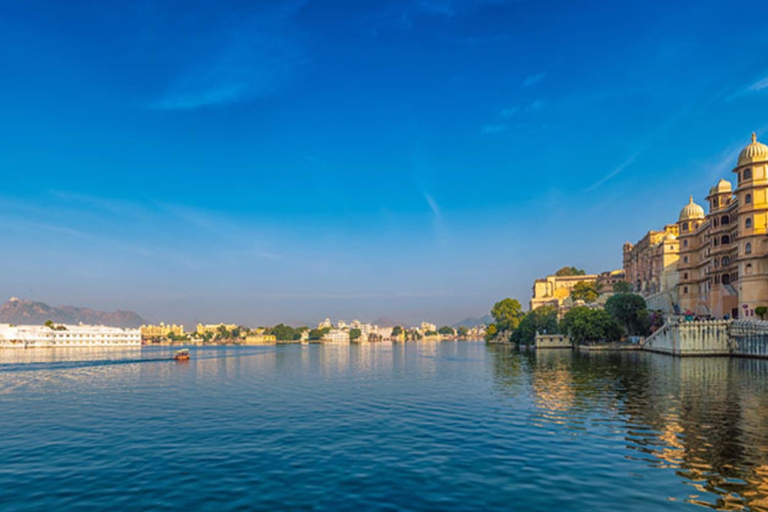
[642,320,730,356]
[729,320,768,358]
[535,334,571,349]
[642,319,768,358]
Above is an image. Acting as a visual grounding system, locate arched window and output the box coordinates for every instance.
[721,215,730,225]
[684,256,689,263]
[722,235,730,244]
[746,263,753,275]
[746,193,752,204]
[746,242,752,255]
[684,272,689,280]
[746,218,753,229]
[682,222,689,231]
[722,274,731,285]
[744,168,753,180]
[683,240,688,248]
[722,256,730,266]
[683,286,688,294]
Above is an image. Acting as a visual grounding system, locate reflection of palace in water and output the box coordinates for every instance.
[489,348,768,511]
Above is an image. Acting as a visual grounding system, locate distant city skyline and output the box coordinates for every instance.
[2,0,768,326]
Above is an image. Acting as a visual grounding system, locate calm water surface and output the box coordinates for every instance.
[1,342,768,511]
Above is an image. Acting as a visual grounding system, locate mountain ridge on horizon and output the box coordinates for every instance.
[0,297,146,329]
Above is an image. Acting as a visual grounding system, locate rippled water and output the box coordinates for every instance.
[2,342,768,511]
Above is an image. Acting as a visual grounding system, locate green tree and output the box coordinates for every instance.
[216,325,231,339]
[44,319,54,329]
[270,324,301,341]
[349,328,362,341]
[391,326,404,336]
[308,327,330,341]
[604,293,649,335]
[613,280,631,293]
[484,323,498,342]
[438,326,455,336]
[491,298,524,332]
[457,326,468,337]
[555,266,586,277]
[559,307,622,345]
[570,281,600,303]
[510,306,559,346]
[757,306,768,320]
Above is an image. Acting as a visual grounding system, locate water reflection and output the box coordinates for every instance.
[489,347,768,511]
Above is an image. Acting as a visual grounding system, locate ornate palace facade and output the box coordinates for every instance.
[624,133,768,318]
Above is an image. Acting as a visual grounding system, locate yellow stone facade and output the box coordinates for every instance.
[624,133,768,318]
[141,323,185,339]
[243,334,277,344]
[196,323,238,335]
[530,270,625,314]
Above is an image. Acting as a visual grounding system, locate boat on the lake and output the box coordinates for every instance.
[173,348,190,361]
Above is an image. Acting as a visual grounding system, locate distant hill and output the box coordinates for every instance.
[371,317,404,328]
[453,315,493,329]
[0,298,146,328]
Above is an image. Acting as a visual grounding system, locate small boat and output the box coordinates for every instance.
[174,348,190,361]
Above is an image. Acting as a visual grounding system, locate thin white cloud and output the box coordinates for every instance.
[482,123,508,134]
[424,193,442,220]
[149,4,306,110]
[424,192,449,245]
[523,73,546,87]
[585,151,641,192]
[410,0,510,19]
[727,75,768,101]
[500,107,518,118]
[526,99,545,112]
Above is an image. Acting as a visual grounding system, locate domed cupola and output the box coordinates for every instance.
[709,178,732,195]
[737,133,768,167]
[679,196,705,222]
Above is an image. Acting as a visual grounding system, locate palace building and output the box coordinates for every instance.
[624,133,768,318]
[530,269,625,316]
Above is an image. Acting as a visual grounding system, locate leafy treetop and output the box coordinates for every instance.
[555,266,586,277]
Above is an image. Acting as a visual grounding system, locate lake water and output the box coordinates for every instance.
[1,342,768,511]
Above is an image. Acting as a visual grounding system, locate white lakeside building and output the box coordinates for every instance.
[0,324,141,348]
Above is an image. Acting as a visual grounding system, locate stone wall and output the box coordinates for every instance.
[642,319,730,356]
[535,333,572,349]
[644,290,677,315]
[643,319,768,357]
[729,319,768,358]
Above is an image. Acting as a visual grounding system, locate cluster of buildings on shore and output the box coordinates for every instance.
[529,133,768,322]
[0,324,141,347]
[0,318,487,348]
[529,269,625,316]
[313,318,485,343]
[623,133,768,319]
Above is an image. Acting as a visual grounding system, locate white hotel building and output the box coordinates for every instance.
[0,324,141,348]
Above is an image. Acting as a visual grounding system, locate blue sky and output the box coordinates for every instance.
[1,0,768,327]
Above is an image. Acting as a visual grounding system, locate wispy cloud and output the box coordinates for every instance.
[424,193,449,245]
[409,0,510,19]
[727,75,768,101]
[500,107,518,118]
[150,3,307,110]
[481,123,508,134]
[523,73,546,87]
[585,151,641,192]
[482,100,544,135]
[526,99,545,112]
